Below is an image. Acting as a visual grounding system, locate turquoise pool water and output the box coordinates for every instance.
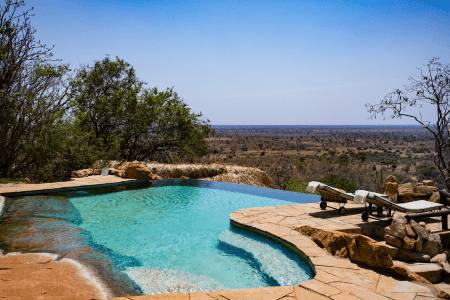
[68,180,318,294]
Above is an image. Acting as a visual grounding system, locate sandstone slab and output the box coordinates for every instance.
[330,281,392,300]
[0,253,108,300]
[376,274,431,294]
[293,286,331,300]
[213,286,294,300]
[435,283,450,299]
[299,279,341,297]
[431,253,447,263]
[406,263,442,283]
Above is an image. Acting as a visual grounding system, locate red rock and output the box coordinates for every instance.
[122,164,154,180]
[390,264,409,278]
[71,169,93,178]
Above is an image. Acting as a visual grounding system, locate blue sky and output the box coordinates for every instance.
[25,0,449,125]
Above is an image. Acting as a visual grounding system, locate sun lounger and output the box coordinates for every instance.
[307,181,355,215]
[356,190,444,222]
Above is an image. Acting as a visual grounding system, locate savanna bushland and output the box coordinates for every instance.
[190,125,440,193]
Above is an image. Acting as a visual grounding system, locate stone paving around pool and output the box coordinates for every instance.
[0,175,135,194]
[1,178,446,299]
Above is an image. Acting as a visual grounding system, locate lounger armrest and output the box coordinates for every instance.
[440,190,450,206]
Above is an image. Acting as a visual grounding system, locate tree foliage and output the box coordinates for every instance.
[0,0,70,178]
[367,58,450,189]
[69,56,213,163]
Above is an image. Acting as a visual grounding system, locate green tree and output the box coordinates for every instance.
[70,56,213,163]
[122,87,213,162]
[0,0,71,179]
[69,56,143,155]
[416,164,436,180]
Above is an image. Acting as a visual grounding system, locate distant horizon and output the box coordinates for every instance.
[210,124,422,127]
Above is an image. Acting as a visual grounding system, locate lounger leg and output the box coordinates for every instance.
[443,215,448,230]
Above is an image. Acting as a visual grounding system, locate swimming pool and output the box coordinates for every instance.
[3,179,320,295]
[64,179,319,294]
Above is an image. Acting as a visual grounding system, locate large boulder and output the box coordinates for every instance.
[298,225,393,270]
[297,226,347,256]
[398,182,438,203]
[388,214,408,239]
[122,164,155,180]
[71,169,93,178]
[379,175,399,203]
[345,234,393,269]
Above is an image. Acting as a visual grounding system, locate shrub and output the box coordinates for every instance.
[390,174,404,183]
[283,178,311,194]
[320,174,357,193]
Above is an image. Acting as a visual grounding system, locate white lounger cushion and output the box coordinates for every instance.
[307,181,355,201]
[397,200,443,212]
[307,181,321,193]
[354,190,388,204]
[368,194,443,213]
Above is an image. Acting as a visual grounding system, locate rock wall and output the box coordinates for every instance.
[378,175,441,204]
[385,214,445,262]
[73,161,278,189]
